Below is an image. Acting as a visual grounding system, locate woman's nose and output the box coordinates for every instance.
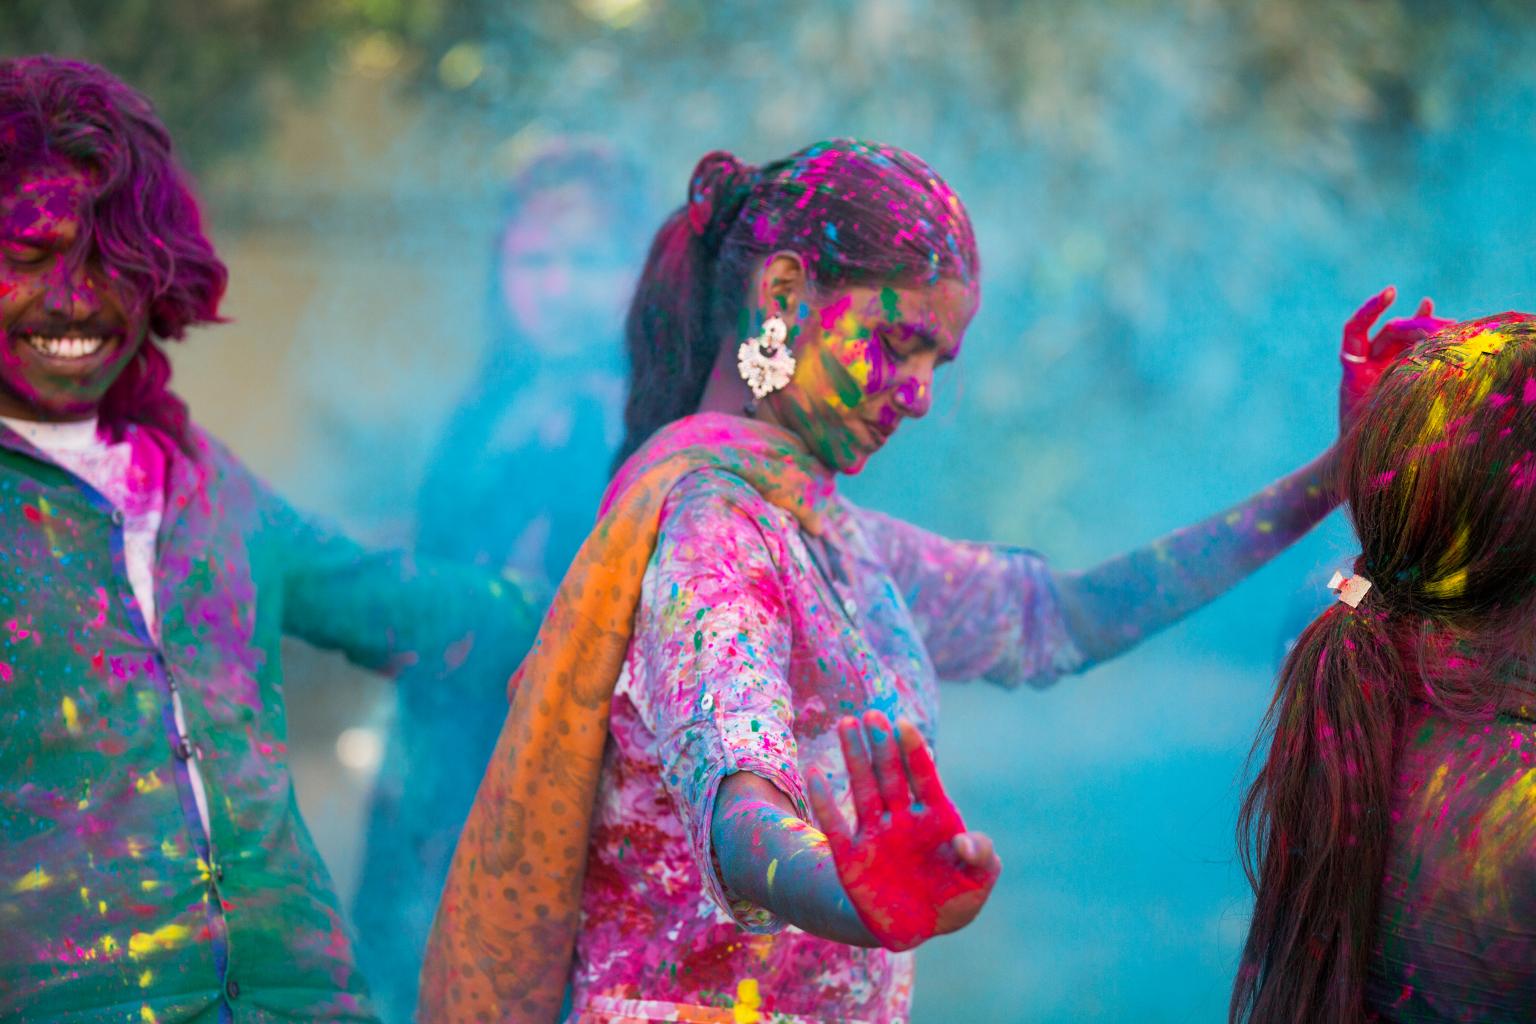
[892,367,933,418]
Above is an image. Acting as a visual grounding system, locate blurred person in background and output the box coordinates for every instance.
[0,55,538,1024]
[420,140,1438,1024]
[1233,314,1536,1024]
[350,137,647,1022]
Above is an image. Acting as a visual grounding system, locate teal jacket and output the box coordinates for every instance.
[0,421,539,1023]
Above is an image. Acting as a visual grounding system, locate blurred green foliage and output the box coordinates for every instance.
[3,0,1532,181]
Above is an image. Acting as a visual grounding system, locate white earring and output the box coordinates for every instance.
[737,315,796,402]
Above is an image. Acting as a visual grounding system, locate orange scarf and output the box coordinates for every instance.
[419,413,831,1023]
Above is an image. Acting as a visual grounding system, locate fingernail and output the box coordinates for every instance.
[954,834,975,859]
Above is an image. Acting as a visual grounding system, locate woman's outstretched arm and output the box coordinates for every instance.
[1050,447,1339,665]
[1052,288,1453,667]
[711,711,1001,951]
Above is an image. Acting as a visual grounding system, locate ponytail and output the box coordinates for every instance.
[614,151,756,469]
[1231,590,1405,1022]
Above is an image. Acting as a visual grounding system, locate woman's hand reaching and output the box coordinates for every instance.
[1340,286,1456,434]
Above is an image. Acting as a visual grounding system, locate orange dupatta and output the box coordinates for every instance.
[419,413,831,1023]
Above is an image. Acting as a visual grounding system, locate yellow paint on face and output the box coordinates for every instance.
[128,923,190,959]
[99,934,119,956]
[139,969,154,988]
[811,310,876,413]
[140,1006,159,1023]
[733,978,763,1023]
[134,771,163,794]
[765,858,778,891]
[830,310,873,392]
[12,867,52,893]
[61,696,81,735]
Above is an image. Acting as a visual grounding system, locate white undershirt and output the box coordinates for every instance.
[1,415,164,637]
[2,415,212,842]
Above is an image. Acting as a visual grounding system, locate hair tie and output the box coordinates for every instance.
[686,150,755,244]
[1327,570,1373,609]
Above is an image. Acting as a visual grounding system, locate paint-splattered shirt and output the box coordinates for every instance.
[0,421,537,1024]
[1367,700,1536,1021]
[569,467,1082,1023]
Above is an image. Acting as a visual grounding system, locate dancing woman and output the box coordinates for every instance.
[421,139,1431,1024]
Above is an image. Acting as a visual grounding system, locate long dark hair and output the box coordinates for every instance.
[614,138,979,469]
[0,56,227,445]
[1232,314,1536,1022]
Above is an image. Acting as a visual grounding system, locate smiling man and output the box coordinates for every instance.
[0,56,540,1023]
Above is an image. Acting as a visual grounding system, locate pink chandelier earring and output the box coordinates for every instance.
[737,315,796,415]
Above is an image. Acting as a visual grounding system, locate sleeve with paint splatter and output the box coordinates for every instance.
[627,467,806,932]
[854,505,1083,688]
[249,473,543,683]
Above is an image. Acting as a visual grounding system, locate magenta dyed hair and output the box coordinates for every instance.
[1233,313,1536,1022]
[615,139,979,468]
[0,55,227,443]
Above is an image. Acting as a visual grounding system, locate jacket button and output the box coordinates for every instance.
[111,508,124,526]
[225,978,240,1000]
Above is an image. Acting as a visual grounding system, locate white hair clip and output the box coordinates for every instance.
[1327,570,1373,609]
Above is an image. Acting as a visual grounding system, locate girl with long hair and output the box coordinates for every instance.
[350,137,646,1023]
[1233,313,1536,1023]
[421,139,1433,1024]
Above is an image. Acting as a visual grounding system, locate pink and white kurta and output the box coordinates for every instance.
[568,463,1082,1023]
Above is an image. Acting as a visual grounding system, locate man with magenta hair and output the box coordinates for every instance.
[0,56,539,1022]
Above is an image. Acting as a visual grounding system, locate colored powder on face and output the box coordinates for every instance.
[12,867,52,893]
[819,294,853,331]
[818,351,867,411]
[880,287,900,322]
[765,858,778,891]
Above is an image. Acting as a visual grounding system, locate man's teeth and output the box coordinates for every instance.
[23,335,106,359]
